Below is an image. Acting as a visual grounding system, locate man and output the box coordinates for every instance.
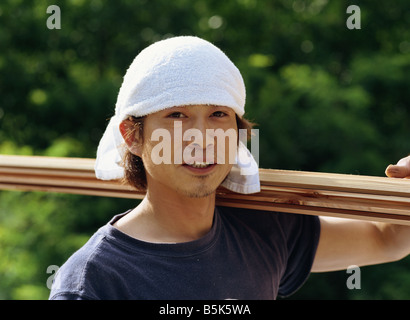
[49,36,410,300]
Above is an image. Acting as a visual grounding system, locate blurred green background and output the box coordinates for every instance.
[1,0,409,299]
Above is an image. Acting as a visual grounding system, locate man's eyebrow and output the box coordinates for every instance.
[168,105,190,110]
[210,105,232,110]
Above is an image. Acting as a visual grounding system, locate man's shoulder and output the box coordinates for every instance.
[216,205,286,239]
[216,205,320,241]
[49,227,111,299]
[217,205,318,223]
[216,205,296,226]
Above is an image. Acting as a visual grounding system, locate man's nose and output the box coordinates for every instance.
[183,120,215,162]
[187,118,215,148]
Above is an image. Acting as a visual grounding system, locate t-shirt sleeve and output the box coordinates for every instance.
[48,232,106,300]
[277,214,321,298]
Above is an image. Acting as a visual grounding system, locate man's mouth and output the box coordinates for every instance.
[185,161,213,169]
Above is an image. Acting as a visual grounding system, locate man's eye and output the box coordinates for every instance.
[212,111,227,117]
[167,112,186,118]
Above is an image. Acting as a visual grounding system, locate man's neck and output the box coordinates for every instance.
[113,185,216,243]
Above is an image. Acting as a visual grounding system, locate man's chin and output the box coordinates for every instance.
[180,186,217,198]
[175,179,219,198]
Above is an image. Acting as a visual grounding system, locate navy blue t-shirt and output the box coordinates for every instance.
[49,206,320,300]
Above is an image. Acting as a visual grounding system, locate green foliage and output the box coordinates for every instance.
[0,0,409,299]
[0,190,137,299]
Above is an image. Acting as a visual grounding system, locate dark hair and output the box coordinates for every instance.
[121,115,256,191]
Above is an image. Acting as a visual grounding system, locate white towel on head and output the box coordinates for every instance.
[95,36,260,194]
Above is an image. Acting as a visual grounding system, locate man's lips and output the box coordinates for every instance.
[182,161,217,173]
[183,161,214,168]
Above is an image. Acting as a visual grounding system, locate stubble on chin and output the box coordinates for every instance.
[177,176,217,198]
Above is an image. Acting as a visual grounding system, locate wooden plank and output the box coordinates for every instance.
[0,182,144,199]
[1,155,410,225]
[0,155,95,171]
[259,169,410,198]
[215,198,410,226]
[218,187,410,216]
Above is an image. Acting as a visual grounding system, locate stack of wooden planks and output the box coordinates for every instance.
[1,155,409,225]
[0,155,142,199]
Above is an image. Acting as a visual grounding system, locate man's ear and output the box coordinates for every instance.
[119,119,143,157]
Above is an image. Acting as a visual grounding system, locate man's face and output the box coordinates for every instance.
[140,105,238,198]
